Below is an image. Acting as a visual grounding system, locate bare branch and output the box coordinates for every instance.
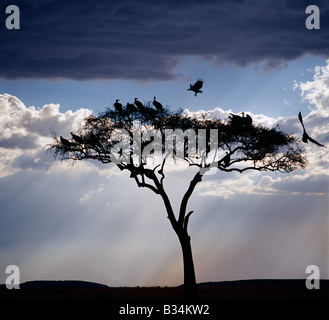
[183,211,194,231]
[178,171,203,228]
[134,174,160,194]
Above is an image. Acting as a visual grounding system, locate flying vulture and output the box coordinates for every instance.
[298,112,326,147]
[187,79,204,96]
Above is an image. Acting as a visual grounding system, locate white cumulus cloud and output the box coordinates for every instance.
[0,93,92,177]
[294,59,329,117]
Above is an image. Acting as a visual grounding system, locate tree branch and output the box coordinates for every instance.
[141,167,179,231]
[49,105,307,239]
[183,211,194,231]
[134,175,160,194]
[178,171,203,228]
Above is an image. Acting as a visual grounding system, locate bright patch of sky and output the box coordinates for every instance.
[0,57,328,286]
[0,55,326,118]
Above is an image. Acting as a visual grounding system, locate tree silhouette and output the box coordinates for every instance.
[49,98,307,300]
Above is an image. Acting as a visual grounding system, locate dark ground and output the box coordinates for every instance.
[0,279,328,300]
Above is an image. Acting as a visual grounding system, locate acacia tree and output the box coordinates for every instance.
[49,99,307,300]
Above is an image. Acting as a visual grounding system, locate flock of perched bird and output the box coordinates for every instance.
[228,112,253,128]
[60,131,98,148]
[113,96,164,115]
[59,79,326,150]
[111,79,204,115]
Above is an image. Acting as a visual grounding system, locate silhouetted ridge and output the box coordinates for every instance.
[196,279,329,287]
[0,280,108,289]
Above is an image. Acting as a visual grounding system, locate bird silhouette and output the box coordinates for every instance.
[222,152,230,167]
[134,98,145,111]
[126,103,137,113]
[70,132,84,144]
[243,113,252,127]
[187,79,203,96]
[229,113,243,126]
[88,132,99,145]
[114,99,124,114]
[60,136,71,148]
[298,112,326,147]
[229,112,252,128]
[153,96,163,111]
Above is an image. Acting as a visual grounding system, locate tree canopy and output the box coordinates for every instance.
[49,98,307,300]
[50,101,307,176]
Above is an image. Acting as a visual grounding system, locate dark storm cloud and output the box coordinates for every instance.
[0,0,328,80]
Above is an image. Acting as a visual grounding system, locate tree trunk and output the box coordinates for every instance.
[157,184,198,300]
[177,230,198,300]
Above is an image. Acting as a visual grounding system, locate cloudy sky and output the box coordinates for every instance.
[0,0,328,286]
